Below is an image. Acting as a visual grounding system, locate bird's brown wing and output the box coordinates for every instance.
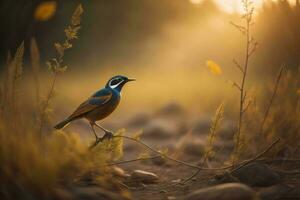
[67,92,112,120]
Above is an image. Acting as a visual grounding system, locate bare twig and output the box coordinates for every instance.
[114,135,203,170]
[179,103,224,184]
[242,99,252,114]
[233,0,256,167]
[231,138,281,173]
[259,64,285,135]
[233,59,244,74]
[105,155,161,166]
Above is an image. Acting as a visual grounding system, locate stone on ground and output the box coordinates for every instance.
[231,162,281,187]
[184,183,258,200]
[130,170,159,184]
[259,184,292,200]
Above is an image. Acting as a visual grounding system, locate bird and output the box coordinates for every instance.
[54,75,135,142]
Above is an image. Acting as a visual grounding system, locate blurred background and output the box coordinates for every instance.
[0,0,299,125]
[1,2,300,199]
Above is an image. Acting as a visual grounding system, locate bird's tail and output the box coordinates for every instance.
[54,118,72,129]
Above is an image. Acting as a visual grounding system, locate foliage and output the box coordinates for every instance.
[205,103,224,159]
[0,4,128,199]
[93,129,125,161]
[39,4,83,136]
[47,4,83,74]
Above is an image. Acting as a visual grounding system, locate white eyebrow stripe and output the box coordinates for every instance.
[109,79,124,89]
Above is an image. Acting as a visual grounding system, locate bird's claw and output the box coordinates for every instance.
[89,131,114,150]
[102,131,113,140]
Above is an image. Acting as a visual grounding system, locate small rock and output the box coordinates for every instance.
[131,170,159,184]
[53,188,74,200]
[112,166,130,178]
[184,183,257,200]
[259,184,292,200]
[232,162,281,187]
[171,179,182,183]
[71,186,124,200]
[151,156,166,166]
[286,185,300,199]
[215,171,240,184]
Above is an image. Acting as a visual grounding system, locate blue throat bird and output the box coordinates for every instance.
[54,75,135,141]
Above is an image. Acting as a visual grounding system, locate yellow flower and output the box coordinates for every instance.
[207,60,222,75]
[34,1,57,21]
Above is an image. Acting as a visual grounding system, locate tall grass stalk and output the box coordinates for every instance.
[259,64,285,136]
[231,0,258,166]
[30,38,41,112]
[38,4,83,138]
[181,103,224,184]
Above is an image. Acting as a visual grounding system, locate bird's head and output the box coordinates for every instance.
[105,75,135,92]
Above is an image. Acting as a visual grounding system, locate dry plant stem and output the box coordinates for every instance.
[92,134,280,173]
[180,103,224,184]
[89,134,281,190]
[235,20,250,165]
[113,135,204,169]
[259,64,285,135]
[112,135,235,170]
[167,137,281,188]
[233,1,254,167]
[38,73,58,138]
[230,138,281,173]
[104,155,161,167]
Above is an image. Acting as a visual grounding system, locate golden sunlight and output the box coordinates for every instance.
[190,0,296,13]
[215,0,264,13]
[189,0,203,4]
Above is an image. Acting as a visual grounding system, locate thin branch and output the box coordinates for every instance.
[233,59,244,74]
[105,155,161,166]
[233,0,254,167]
[179,103,224,184]
[230,138,281,173]
[91,133,281,181]
[242,99,251,114]
[232,81,242,91]
[242,91,247,103]
[230,22,246,35]
[259,64,285,135]
[162,137,281,189]
[114,135,203,170]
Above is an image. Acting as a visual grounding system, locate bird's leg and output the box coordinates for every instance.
[94,122,113,140]
[90,122,100,142]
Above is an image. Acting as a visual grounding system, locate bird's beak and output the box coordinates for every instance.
[127,78,136,82]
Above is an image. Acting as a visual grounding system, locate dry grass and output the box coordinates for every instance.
[0,4,127,200]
